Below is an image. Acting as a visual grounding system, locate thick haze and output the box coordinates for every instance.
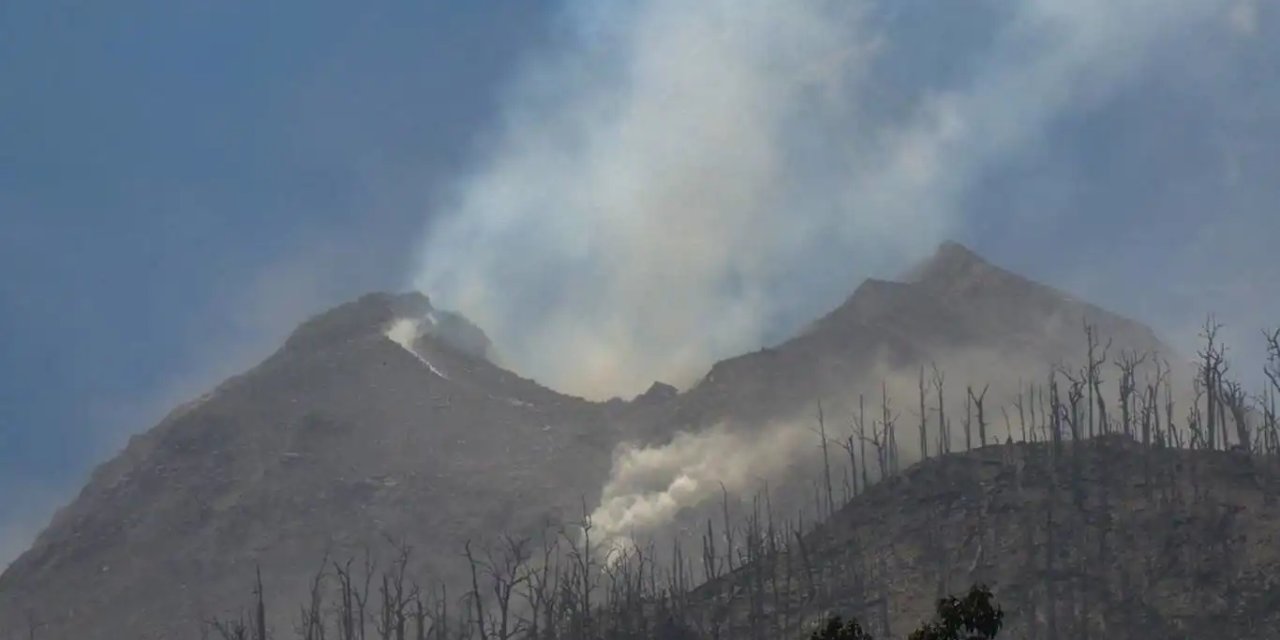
[3,0,1278,568]
[410,0,1263,399]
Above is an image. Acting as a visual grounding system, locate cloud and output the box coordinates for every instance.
[1228,0,1259,36]
[410,0,1232,400]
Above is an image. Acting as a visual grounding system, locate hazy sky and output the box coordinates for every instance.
[2,0,1277,565]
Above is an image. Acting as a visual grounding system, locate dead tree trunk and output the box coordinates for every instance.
[791,521,816,603]
[919,365,930,460]
[964,387,974,452]
[855,394,870,491]
[816,400,836,518]
[880,382,899,476]
[465,541,488,640]
[1084,324,1111,438]
[971,384,989,448]
[1016,383,1029,443]
[1116,351,1146,441]
[253,565,267,640]
[933,365,948,455]
[839,434,859,498]
[1199,317,1226,450]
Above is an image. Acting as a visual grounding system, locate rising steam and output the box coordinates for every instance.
[589,421,812,549]
[410,0,1231,399]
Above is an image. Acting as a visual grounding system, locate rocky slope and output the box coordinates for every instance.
[0,243,1178,638]
[0,292,625,638]
[635,241,1168,442]
[686,436,1280,639]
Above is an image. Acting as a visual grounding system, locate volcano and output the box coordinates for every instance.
[0,243,1179,638]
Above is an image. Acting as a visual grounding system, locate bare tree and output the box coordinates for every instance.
[409,586,429,640]
[1198,317,1229,450]
[376,543,414,640]
[964,387,974,452]
[970,385,989,448]
[880,382,899,476]
[918,366,930,460]
[791,518,816,603]
[1084,323,1112,438]
[853,394,870,493]
[932,365,948,455]
[1014,382,1029,443]
[1001,406,1014,445]
[1262,328,1280,456]
[521,529,560,640]
[1222,379,1251,453]
[464,541,488,640]
[561,499,597,640]
[209,614,249,640]
[1115,351,1147,440]
[861,402,887,482]
[486,536,532,640]
[720,483,736,575]
[296,554,329,640]
[838,433,860,498]
[333,559,356,640]
[1165,369,1181,450]
[333,556,372,640]
[24,611,46,640]
[1048,373,1064,461]
[816,400,836,519]
[1267,328,1280,396]
[428,583,449,640]
[702,517,720,584]
[254,564,268,640]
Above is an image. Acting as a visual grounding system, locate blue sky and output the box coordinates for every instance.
[0,1,554,561]
[2,0,1278,564]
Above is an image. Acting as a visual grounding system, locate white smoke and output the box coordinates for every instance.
[410,0,1230,399]
[589,421,812,549]
[385,317,423,352]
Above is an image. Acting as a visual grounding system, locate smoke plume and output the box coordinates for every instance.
[589,421,812,548]
[410,0,1230,399]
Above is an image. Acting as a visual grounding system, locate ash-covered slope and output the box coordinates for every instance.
[0,242,1177,638]
[0,293,623,639]
[687,437,1280,639]
[648,242,1169,438]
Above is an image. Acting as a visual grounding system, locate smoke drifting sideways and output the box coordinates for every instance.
[409,0,1233,400]
[589,420,813,553]
[585,337,1201,555]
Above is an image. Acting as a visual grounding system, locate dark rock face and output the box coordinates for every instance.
[427,309,494,360]
[0,243,1185,638]
[636,381,679,404]
[280,291,433,353]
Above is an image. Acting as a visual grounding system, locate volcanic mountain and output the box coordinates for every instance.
[0,243,1176,638]
[642,241,1166,440]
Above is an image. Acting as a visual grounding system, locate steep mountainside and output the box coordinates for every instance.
[686,437,1280,639]
[640,242,1168,441]
[0,293,624,638]
[0,243,1178,638]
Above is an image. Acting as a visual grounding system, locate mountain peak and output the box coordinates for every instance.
[2,242,1179,640]
[902,241,993,285]
[282,291,432,352]
[635,381,679,403]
